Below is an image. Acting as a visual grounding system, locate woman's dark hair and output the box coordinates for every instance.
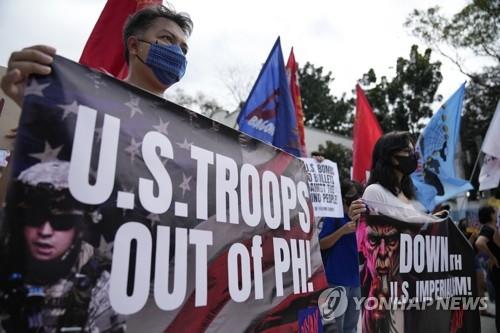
[123,4,193,63]
[341,180,364,206]
[367,131,415,199]
[478,205,495,224]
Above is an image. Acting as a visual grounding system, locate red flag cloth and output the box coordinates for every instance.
[286,48,307,157]
[352,84,383,184]
[79,0,161,79]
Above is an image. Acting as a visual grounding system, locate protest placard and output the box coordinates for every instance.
[301,158,343,218]
[0,56,327,332]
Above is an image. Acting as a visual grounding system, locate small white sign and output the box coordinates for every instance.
[301,158,343,218]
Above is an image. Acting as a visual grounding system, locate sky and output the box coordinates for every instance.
[0,0,485,113]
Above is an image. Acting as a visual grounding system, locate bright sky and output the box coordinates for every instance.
[0,0,483,113]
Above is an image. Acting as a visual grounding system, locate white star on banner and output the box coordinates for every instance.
[58,101,79,119]
[125,137,141,163]
[86,72,107,89]
[176,138,192,150]
[25,80,50,98]
[153,118,169,136]
[147,213,161,228]
[179,173,192,197]
[29,141,63,162]
[125,95,143,118]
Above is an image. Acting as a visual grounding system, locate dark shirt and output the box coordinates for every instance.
[479,225,500,263]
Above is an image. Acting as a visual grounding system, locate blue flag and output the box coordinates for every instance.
[237,37,300,156]
[412,83,473,211]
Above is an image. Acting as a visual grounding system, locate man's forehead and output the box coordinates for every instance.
[148,17,188,41]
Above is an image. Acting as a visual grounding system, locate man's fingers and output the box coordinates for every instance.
[1,69,21,94]
[7,60,51,76]
[8,47,54,69]
[23,44,57,55]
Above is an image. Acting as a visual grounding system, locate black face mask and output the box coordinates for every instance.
[393,153,418,175]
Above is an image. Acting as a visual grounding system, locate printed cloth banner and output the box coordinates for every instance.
[0,56,327,332]
[481,100,500,158]
[412,83,473,211]
[352,84,383,184]
[237,37,301,157]
[286,48,307,157]
[479,154,500,191]
[478,100,500,191]
[357,201,480,333]
[301,158,343,218]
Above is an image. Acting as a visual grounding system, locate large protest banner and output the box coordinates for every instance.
[357,202,480,333]
[0,56,327,332]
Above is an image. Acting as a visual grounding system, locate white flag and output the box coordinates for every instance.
[479,154,500,191]
[482,100,500,158]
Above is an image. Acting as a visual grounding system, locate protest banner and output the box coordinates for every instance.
[0,66,21,204]
[301,158,343,218]
[356,202,480,333]
[0,56,327,332]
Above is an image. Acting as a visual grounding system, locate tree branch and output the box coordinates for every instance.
[433,44,492,88]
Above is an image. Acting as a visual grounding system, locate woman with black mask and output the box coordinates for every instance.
[363,131,423,212]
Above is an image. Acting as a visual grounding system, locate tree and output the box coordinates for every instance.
[166,88,226,117]
[298,62,353,135]
[317,141,352,181]
[406,0,500,195]
[358,45,443,137]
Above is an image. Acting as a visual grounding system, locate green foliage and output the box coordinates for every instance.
[298,62,354,136]
[317,141,352,181]
[359,45,443,136]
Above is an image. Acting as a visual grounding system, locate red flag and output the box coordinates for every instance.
[286,48,307,157]
[352,84,383,184]
[79,0,161,79]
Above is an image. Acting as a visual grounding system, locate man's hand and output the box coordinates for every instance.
[341,221,357,235]
[1,45,56,107]
[348,199,366,223]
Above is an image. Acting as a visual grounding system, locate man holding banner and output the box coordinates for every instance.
[1,4,193,107]
[0,3,328,332]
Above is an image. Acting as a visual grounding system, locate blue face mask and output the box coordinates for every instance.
[137,40,187,86]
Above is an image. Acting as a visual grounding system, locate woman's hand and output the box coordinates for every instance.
[348,199,366,223]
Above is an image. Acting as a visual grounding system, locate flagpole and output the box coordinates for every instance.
[469,150,483,183]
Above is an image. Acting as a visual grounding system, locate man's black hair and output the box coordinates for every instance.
[341,180,364,197]
[311,151,323,157]
[478,205,495,224]
[367,131,416,199]
[123,4,193,64]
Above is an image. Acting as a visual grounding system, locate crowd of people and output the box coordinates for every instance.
[0,2,498,333]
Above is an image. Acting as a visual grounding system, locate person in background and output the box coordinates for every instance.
[475,205,500,332]
[319,180,364,333]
